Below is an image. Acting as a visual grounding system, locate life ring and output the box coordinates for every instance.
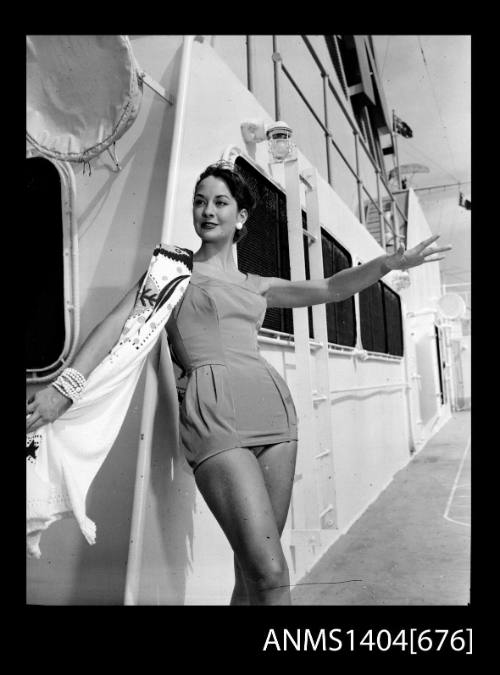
[26,35,143,164]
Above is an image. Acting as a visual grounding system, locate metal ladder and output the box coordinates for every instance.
[283,159,338,570]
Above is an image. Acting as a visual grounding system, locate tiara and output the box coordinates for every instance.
[212,159,241,173]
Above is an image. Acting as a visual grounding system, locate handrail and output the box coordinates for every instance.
[330,381,409,395]
[302,35,381,177]
[281,62,326,131]
[328,128,361,183]
[258,328,402,360]
[281,56,368,188]
[362,185,381,215]
[259,327,294,339]
[299,35,408,228]
[322,73,333,183]
[301,35,358,135]
[362,183,397,236]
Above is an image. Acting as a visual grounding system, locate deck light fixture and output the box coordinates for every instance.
[240,119,296,163]
[266,121,296,162]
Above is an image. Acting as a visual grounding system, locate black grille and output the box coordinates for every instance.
[321,229,356,346]
[383,284,404,356]
[360,281,386,353]
[360,279,403,356]
[235,157,293,335]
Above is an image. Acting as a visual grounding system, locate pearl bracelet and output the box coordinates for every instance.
[52,367,87,403]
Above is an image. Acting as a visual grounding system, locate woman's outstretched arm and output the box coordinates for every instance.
[26,277,143,433]
[262,235,451,309]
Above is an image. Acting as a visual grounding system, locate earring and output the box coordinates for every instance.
[235,222,243,230]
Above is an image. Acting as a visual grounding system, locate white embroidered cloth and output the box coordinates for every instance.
[26,244,192,558]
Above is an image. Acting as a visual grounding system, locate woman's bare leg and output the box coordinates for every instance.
[194,443,296,606]
[257,440,298,534]
[230,557,249,605]
[230,440,298,604]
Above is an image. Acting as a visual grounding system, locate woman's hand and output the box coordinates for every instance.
[26,386,72,435]
[385,234,452,271]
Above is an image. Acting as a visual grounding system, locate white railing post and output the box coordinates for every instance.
[302,167,338,530]
[283,157,321,534]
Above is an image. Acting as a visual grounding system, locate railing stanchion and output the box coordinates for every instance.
[272,36,282,120]
[322,73,333,186]
[353,130,364,225]
[246,35,254,92]
[376,168,386,250]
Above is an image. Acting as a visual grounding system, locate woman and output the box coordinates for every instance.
[26,162,451,605]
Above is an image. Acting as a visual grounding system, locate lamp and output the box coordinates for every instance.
[240,119,296,162]
[266,121,296,162]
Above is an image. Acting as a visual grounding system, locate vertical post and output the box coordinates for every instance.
[375,168,386,250]
[246,35,253,92]
[392,196,400,250]
[302,167,338,530]
[400,297,418,454]
[124,35,194,606]
[272,35,282,120]
[283,157,321,533]
[390,199,399,251]
[322,73,333,186]
[442,324,454,410]
[390,111,400,252]
[401,211,408,250]
[124,355,159,605]
[392,109,402,190]
[353,130,364,225]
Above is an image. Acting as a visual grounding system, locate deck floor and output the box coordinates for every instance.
[291,410,471,605]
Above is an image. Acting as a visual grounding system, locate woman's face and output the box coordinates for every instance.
[193,176,246,242]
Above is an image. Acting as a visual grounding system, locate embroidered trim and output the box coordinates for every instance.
[154,245,193,270]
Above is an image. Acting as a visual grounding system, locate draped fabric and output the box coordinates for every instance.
[26,245,193,558]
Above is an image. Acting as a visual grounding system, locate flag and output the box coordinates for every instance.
[393,114,413,138]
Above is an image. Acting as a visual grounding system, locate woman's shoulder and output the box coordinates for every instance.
[246,272,273,296]
[245,272,262,293]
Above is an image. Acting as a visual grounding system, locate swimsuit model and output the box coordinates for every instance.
[167,267,298,471]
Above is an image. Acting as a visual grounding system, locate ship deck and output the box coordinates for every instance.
[291,410,471,605]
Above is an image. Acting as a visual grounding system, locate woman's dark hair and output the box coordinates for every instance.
[194,161,256,243]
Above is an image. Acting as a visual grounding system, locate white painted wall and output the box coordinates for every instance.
[402,190,442,312]
[399,190,451,439]
[27,35,183,605]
